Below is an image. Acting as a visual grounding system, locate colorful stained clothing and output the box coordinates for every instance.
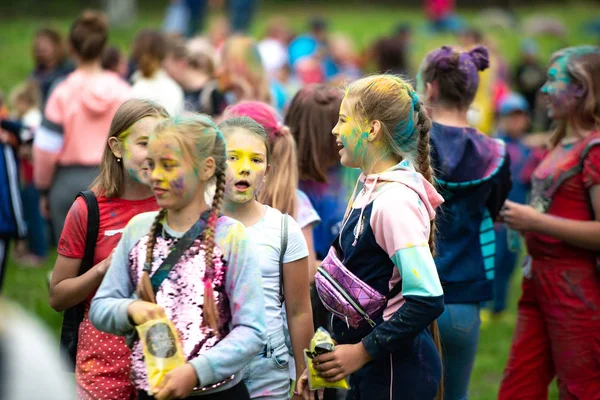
[90,212,266,396]
[430,122,512,303]
[58,195,157,400]
[242,206,309,398]
[331,161,445,399]
[500,133,600,400]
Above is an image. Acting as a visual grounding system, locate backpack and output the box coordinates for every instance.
[59,190,99,371]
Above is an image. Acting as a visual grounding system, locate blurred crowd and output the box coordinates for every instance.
[1,1,599,400]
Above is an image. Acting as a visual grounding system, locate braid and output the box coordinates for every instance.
[137,208,167,303]
[145,208,167,270]
[202,148,227,332]
[413,100,437,256]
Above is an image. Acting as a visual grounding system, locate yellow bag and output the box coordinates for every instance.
[136,318,186,391]
[304,328,349,391]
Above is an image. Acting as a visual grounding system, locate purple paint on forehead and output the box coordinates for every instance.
[427,45,490,91]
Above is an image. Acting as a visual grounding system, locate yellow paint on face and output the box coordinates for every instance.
[224,129,268,205]
[147,134,200,209]
[332,98,369,169]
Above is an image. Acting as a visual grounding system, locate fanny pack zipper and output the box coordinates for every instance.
[317,267,376,328]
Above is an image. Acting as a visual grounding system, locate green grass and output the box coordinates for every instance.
[1,2,599,92]
[1,2,587,398]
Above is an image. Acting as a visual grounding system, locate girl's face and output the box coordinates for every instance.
[147,135,201,210]
[541,56,580,120]
[120,117,162,186]
[332,98,369,169]
[224,128,269,204]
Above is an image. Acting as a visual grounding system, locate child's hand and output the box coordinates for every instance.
[127,301,166,326]
[153,363,198,400]
[295,368,311,400]
[313,343,372,382]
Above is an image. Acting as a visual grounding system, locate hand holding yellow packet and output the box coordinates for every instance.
[136,317,186,391]
[303,327,349,391]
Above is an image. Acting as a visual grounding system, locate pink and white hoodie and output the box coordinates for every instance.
[33,69,131,190]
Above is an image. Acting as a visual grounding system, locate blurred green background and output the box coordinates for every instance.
[3,1,597,398]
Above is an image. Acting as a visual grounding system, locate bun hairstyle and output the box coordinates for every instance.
[132,30,167,79]
[285,84,344,183]
[420,45,490,109]
[144,115,228,331]
[222,101,298,216]
[69,10,109,62]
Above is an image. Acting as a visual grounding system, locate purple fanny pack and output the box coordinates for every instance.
[315,246,401,329]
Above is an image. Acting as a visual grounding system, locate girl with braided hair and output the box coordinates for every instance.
[298,75,445,400]
[90,115,266,400]
[417,45,512,400]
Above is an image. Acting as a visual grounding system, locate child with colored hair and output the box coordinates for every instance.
[33,11,131,241]
[499,46,600,400]
[49,99,168,399]
[223,101,320,276]
[298,75,445,400]
[418,45,512,400]
[90,115,266,400]
[218,115,314,399]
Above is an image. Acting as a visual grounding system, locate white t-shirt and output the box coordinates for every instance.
[296,189,320,229]
[131,69,185,116]
[247,205,309,335]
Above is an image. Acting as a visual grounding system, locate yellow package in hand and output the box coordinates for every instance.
[304,327,349,390]
[136,318,186,391]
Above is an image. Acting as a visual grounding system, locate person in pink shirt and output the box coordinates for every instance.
[33,10,131,241]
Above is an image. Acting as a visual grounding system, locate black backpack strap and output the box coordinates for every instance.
[278,213,289,304]
[59,190,99,372]
[78,190,100,274]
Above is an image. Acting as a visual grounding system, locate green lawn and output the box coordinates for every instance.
[2,2,589,399]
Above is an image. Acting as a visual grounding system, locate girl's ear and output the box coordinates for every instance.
[425,81,438,103]
[200,156,216,181]
[368,120,383,142]
[264,163,271,182]
[108,137,122,159]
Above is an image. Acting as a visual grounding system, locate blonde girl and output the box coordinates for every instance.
[298,75,445,400]
[49,99,168,399]
[90,115,266,400]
